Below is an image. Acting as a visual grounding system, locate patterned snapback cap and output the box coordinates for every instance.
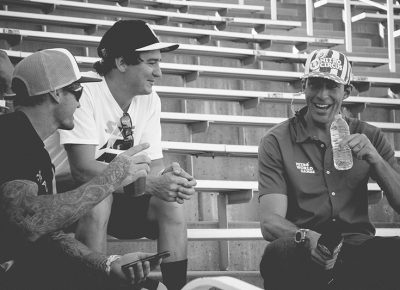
[302,49,352,85]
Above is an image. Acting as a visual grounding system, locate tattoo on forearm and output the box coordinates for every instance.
[0,154,131,241]
[49,231,107,274]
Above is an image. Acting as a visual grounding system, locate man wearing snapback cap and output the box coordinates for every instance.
[258,49,400,290]
[47,20,196,290]
[0,48,163,289]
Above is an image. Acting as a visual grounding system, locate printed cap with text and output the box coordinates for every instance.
[302,49,352,85]
[98,20,179,58]
[12,48,101,97]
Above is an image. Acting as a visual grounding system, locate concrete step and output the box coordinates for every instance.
[148,270,263,289]
[108,238,266,271]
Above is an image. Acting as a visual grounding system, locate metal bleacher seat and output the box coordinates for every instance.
[112,0,265,16]
[161,141,400,158]
[2,0,301,31]
[0,14,335,50]
[160,112,400,133]
[352,11,400,24]
[3,47,399,90]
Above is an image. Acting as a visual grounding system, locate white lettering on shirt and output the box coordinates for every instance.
[295,162,315,174]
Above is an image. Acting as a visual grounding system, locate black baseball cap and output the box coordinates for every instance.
[98,20,179,58]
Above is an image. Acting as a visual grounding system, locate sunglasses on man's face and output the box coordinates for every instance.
[120,112,134,149]
[64,82,83,102]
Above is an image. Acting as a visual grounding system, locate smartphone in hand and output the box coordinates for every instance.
[121,251,170,271]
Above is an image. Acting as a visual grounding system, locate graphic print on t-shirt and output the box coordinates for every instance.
[100,119,135,151]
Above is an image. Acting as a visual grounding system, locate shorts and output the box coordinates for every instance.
[107,193,159,240]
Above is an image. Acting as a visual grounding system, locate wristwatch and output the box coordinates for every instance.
[294,228,309,245]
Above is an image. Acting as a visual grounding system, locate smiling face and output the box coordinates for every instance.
[303,77,350,129]
[124,50,162,96]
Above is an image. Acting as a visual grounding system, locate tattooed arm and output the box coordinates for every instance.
[0,143,150,242]
[48,231,159,283]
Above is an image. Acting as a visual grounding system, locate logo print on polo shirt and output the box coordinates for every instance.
[296,162,315,174]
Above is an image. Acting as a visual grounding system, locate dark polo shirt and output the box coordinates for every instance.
[258,107,396,244]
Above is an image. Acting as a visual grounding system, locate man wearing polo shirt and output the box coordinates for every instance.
[258,49,400,290]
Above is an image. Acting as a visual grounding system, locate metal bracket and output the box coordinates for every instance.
[242,55,256,66]
[84,24,98,35]
[190,121,210,134]
[156,16,169,25]
[295,42,308,51]
[352,81,370,93]
[254,24,266,33]
[215,22,227,31]
[197,35,211,44]
[225,189,253,204]
[42,3,56,13]
[184,71,199,83]
[259,40,272,49]
[218,8,228,16]
[178,5,188,13]
[0,29,22,47]
[118,0,129,7]
[240,97,260,109]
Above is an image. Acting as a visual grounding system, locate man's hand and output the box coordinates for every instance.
[307,230,339,270]
[108,143,152,188]
[149,162,196,203]
[110,252,161,286]
[341,134,382,165]
[0,50,14,96]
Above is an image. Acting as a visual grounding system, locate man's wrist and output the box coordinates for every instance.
[294,228,309,245]
[105,255,122,276]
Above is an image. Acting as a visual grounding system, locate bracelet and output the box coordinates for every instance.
[105,255,121,276]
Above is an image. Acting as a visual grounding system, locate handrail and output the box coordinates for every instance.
[311,0,398,72]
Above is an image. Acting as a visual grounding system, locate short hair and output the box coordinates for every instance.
[11,78,48,107]
[93,52,143,76]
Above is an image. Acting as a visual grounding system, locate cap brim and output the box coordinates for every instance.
[301,72,347,85]
[136,42,179,53]
[77,75,102,83]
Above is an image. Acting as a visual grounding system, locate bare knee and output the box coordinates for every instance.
[149,198,186,228]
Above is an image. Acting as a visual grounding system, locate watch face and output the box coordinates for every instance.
[294,229,307,244]
[295,231,303,243]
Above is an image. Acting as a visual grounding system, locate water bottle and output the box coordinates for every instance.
[330,114,353,170]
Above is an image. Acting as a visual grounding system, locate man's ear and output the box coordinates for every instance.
[49,90,62,104]
[115,57,127,72]
[343,84,352,100]
[301,79,306,92]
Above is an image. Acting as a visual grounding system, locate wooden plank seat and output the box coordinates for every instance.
[0,18,341,50]
[1,0,301,31]
[111,0,265,15]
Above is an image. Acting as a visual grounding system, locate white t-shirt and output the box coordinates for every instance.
[47,71,163,174]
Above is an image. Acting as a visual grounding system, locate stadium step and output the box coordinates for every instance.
[148,270,263,289]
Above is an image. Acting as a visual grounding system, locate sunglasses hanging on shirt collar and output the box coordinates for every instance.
[120,112,134,149]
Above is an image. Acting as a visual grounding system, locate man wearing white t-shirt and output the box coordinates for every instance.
[56,20,196,290]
